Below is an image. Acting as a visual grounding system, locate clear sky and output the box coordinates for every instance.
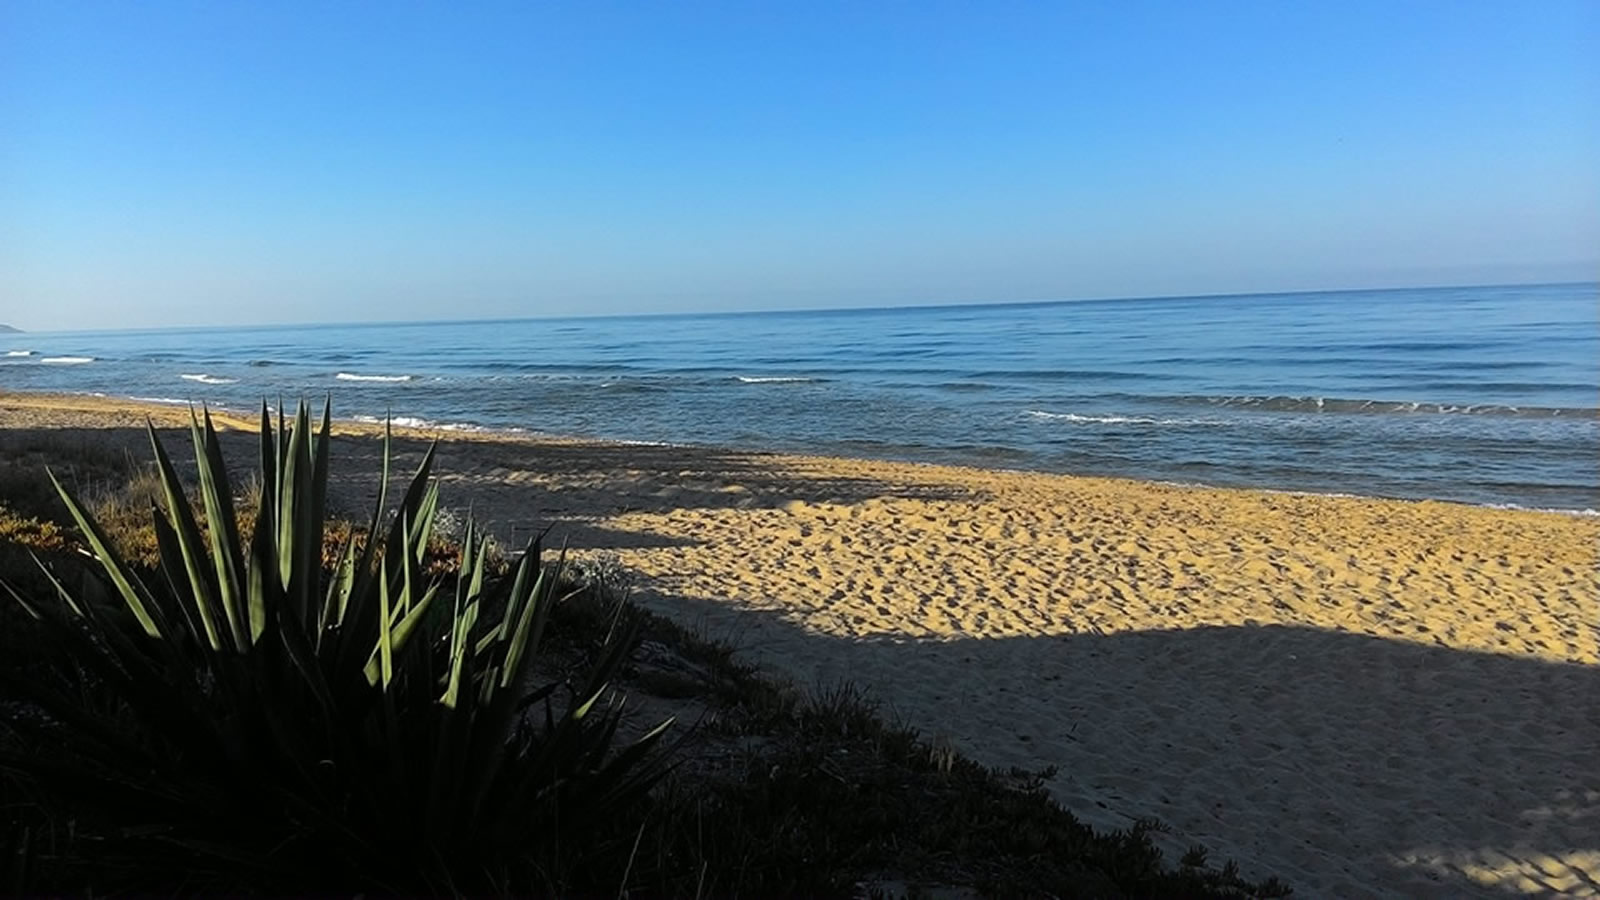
[2,1,1596,331]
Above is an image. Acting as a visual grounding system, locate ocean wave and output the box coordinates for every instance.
[1027,411,1225,426]
[352,414,434,428]
[607,438,683,447]
[1351,340,1498,352]
[130,396,190,406]
[1413,380,1597,393]
[503,373,583,382]
[1483,503,1600,518]
[1251,486,1600,518]
[970,368,1176,382]
[935,381,999,392]
[1174,394,1598,419]
[480,362,634,374]
[336,372,415,383]
[350,414,515,434]
[180,373,238,385]
[596,380,671,393]
[4,350,33,357]
[40,356,95,365]
[735,375,823,384]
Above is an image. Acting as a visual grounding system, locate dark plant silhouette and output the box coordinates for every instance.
[0,401,673,893]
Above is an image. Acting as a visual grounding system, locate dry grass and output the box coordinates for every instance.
[0,430,139,523]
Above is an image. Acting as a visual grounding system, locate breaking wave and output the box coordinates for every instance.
[336,372,415,383]
[1173,394,1597,419]
[350,414,515,434]
[1026,411,1227,426]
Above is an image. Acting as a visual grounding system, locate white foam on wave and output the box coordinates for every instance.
[5,350,33,357]
[353,414,432,428]
[337,372,414,383]
[40,356,95,365]
[1484,502,1600,518]
[131,396,189,406]
[180,373,238,385]
[384,415,434,428]
[350,414,517,434]
[1026,410,1223,426]
[735,375,819,384]
[608,438,684,447]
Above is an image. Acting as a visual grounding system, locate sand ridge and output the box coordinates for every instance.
[3,392,1597,897]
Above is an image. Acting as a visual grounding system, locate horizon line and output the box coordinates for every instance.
[9,278,1597,336]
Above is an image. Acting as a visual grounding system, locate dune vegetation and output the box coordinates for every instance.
[0,401,1288,897]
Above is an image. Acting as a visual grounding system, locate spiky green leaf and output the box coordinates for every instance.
[47,469,163,638]
[147,419,225,650]
[192,406,249,651]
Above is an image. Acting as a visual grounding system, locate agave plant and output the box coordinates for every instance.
[0,400,673,893]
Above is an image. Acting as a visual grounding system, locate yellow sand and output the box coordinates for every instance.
[4,392,1597,897]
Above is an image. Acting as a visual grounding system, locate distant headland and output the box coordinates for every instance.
[0,324,20,333]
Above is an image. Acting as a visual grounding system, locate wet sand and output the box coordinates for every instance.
[3,391,1597,897]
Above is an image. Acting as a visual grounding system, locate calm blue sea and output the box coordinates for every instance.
[4,283,1597,511]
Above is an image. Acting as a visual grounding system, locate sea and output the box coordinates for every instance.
[3,282,1597,513]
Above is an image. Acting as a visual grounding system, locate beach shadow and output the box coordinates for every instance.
[627,584,1599,898]
[0,424,978,552]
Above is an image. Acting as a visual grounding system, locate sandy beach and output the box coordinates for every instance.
[3,392,1597,897]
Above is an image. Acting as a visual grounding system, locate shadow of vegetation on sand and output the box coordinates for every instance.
[626,585,1599,899]
[2,422,979,546]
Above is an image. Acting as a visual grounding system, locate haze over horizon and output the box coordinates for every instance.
[3,0,1597,332]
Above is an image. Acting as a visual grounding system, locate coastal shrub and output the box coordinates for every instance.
[0,401,673,894]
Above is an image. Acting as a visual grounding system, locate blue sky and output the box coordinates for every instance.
[2,1,1596,331]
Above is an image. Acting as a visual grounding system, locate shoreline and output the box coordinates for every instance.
[11,388,1599,519]
[4,388,1598,896]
